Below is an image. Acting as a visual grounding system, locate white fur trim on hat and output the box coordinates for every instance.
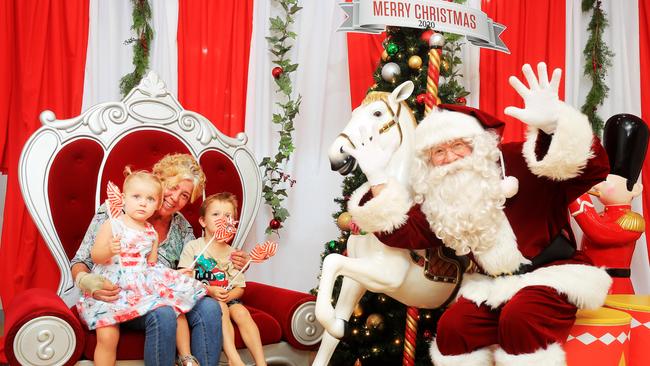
[429,339,493,366]
[415,109,484,154]
[458,264,612,310]
[347,178,412,234]
[494,343,565,366]
[523,102,594,180]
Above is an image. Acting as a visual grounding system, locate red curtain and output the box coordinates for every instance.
[346,33,386,108]
[177,0,253,137]
[639,0,650,265]
[0,0,89,324]
[0,0,13,171]
[480,1,566,143]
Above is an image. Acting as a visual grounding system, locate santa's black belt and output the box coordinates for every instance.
[605,268,631,278]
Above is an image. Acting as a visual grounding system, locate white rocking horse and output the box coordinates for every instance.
[313,82,458,366]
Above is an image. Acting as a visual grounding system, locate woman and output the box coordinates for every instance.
[71,153,249,366]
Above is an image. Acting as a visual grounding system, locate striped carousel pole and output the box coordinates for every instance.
[402,30,446,366]
[424,31,445,115]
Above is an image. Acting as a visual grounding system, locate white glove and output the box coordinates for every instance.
[342,123,391,186]
[504,63,563,135]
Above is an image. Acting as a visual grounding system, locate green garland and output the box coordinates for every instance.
[260,0,302,234]
[581,0,614,135]
[120,0,154,97]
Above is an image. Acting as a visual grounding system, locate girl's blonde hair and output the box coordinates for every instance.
[122,167,164,208]
[152,154,206,203]
[200,192,239,218]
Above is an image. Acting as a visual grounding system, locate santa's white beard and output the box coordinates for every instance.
[411,132,507,256]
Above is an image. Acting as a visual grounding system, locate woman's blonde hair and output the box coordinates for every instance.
[200,192,239,218]
[122,167,163,208]
[152,154,206,203]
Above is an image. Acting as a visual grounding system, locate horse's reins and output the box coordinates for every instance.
[339,99,404,149]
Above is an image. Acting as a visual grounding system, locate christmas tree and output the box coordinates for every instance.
[314,23,471,365]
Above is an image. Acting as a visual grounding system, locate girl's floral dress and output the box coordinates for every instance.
[77,218,206,329]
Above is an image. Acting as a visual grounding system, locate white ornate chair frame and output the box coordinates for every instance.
[13,72,321,366]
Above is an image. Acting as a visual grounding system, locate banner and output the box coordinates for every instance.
[339,0,509,53]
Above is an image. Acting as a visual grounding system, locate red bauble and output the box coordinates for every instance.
[272,67,284,79]
[424,329,433,340]
[456,96,467,105]
[420,29,434,43]
[416,94,426,104]
[269,219,282,229]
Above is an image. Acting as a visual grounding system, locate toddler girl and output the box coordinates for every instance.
[179,192,266,366]
[76,169,206,366]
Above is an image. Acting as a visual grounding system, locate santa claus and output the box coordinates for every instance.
[344,63,612,365]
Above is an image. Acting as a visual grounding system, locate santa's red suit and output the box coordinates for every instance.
[570,194,644,294]
[348,103,611,365]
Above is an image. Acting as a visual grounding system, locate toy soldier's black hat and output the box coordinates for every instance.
[603,114,649,191]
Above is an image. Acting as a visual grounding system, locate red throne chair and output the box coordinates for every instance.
[3,72,323,365]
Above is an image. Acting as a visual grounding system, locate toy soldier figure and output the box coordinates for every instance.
[570,114,649,294]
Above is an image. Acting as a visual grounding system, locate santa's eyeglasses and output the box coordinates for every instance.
[429,139,473,164]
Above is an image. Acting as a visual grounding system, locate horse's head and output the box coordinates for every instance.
[329,81,416,177]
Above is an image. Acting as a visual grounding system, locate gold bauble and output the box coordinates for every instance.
[337,211,353,231]
[365,313,385,330]
[354,359,362,366]
[381,50,389,62]
[408,55,423,70]
[353,303,364,317]
[442,60,450,72]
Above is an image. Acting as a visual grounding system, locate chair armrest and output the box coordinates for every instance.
[241,282,323,350]
[4,288,85,366]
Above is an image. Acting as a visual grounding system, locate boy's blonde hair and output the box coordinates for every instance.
[123,167,163,208]
[201,192,239,218]
[152,154,206,203]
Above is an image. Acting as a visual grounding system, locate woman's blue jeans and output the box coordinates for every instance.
[122,297,223,365]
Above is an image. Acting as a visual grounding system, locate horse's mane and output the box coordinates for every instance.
[361,91,390,106]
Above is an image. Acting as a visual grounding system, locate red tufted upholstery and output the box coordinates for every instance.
[48,140,104,260]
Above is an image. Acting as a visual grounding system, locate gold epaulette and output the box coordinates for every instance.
[616,211,645,233]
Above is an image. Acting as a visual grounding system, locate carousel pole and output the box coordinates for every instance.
[402,30,445,366]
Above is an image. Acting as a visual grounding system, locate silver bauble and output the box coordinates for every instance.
[381,62,401,82]
[429,32,445,48]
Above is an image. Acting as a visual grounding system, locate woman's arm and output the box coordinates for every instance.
[71,204,110,270]
[148,239,159,264]
[91,221,120,264]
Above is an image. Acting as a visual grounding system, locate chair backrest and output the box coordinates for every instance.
[19,72,262,306]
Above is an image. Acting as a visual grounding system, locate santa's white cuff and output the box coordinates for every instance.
[494,343,565,366]
[348,178,412,234]
[522,102,594,181]
[429,339,493,366]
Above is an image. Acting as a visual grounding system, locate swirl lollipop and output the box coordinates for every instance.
[226,241,278,289]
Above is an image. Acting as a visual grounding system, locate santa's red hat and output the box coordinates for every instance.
[414,104,505,154]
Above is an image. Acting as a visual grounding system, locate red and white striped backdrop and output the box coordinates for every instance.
[1,1,649,328]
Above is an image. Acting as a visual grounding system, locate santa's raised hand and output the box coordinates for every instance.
[342,122,391,186]
[504,62,563,135]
